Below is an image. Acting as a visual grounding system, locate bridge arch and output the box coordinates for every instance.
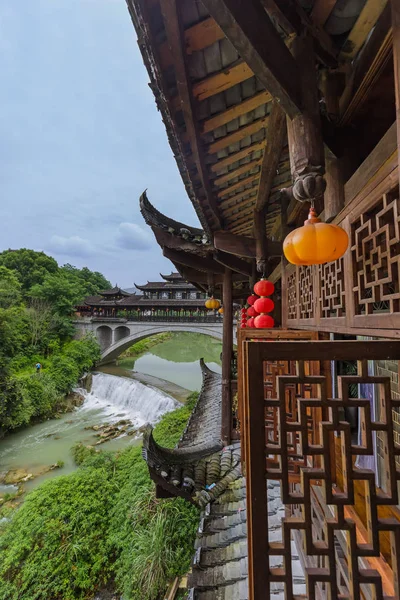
[96,325,113,351]
[98,324,224,365]
[114,325,130,343]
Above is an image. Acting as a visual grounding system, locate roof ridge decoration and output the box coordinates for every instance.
[140,191,210,246]
[141,359,245,506]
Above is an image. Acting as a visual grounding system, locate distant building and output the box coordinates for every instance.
[77,273,214,320]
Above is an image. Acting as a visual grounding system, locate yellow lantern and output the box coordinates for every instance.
[218,307,224,314]
[283,206,348,265]
[205,297,221,310]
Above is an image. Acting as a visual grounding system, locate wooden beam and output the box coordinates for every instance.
[202,91,271,134]
[163,248,225,274]
[208,117,269,155]
[159,0,222,229]
[261,0,338,67]
[210,141,265,173]
[286,34,325,214]
[158,16,225,69]
[214,251,253,276]
[192,61,253,102]
[344,122,397,205]
[339,3,392,124]
[218,174,260,199]
[221,268,233,445]
[392,0,400,192]
[254,102,286,211]
[214,158,263,187]
[214,230,256,258]
[340,0,388,61]
[200,0,303,118]
[219,188,258,210]
[311,0,337,26]
[253,207,268,274]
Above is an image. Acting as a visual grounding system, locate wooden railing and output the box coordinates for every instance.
[238,334,400,600]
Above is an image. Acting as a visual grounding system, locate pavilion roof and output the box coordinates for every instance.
[99,286,130,297]
[160,272,184,281]
[127,0,386,258]
[134,281,197,291]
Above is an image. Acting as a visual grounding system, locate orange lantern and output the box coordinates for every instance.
[205,296,221,310]
[283,206,348,266]
[218,307,224,314]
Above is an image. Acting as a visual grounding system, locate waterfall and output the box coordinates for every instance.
[80,372,178,426]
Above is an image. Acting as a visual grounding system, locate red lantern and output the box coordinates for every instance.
[246,317,255,328]
[254,297,274,314]
[247,294,258,306]
[254,314,274,328]
[247,306,258,317]
[254,279,274,297]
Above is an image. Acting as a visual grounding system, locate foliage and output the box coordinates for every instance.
[0,249,107,433]
[118,332,173,359]
[0,394,200,600]
[0,467,114,600]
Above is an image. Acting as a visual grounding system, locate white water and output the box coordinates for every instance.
[82,372,178,426]
[0,372,178,493]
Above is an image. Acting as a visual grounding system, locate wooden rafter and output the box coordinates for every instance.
[208,117,269,155]
[214,251,252,276]
[222,193,260,217]
[192,61,253,102]
[210,141,265,174]
[340,0,388,61]
[163,247,224,274]
[339,3,392,124]
[254,102,286,211]
[214,159,263,187]
[200,0,303,118]
[218,188,258,210]
[310,0,337,26]
[201,91,271,134]
[214,230,256,258]
[261,0,338,67]
[158,16,224,69]
[158,0,222,229]
[218,174,260,199]
[393,0,400,189]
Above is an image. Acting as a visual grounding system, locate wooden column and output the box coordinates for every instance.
[392,0,400,190]
[324,149,345,221]
[221,267,233,445]
[287,34,326,215]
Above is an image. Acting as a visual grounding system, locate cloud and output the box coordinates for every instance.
[116,222,152,250]
[46,235,95,258]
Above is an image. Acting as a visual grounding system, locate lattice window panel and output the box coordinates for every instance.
[319,257,346,318]
[243,341,400,600]
[287,270,297,320]
[299,265,315,319]
[266,361,400,599]
[352,187,400,316]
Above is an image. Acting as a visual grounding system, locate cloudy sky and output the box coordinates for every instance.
[0,0,201,287]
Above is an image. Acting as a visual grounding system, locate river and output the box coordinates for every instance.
[0,333,222,495]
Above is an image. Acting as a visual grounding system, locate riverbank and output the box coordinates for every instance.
[0,391,199,600]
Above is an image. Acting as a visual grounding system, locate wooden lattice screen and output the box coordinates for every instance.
[283,156,400,336]
[242,339,400,600]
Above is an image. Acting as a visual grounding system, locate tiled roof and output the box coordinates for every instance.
[135,281,198,290]
[160,272,183,281]
[84,296,207,308]
[100,286,130,296]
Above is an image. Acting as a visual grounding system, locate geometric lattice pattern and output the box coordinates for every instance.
[287,270,297,320]
[352,188,400,316]
[319,257,346,318]
[299,265,315,320]
[265,359,400,600]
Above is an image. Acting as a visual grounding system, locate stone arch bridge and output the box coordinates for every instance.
[74,317,235,365]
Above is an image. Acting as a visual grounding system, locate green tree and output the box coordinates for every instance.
[0,249,58,295]
[0,266,22,309]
